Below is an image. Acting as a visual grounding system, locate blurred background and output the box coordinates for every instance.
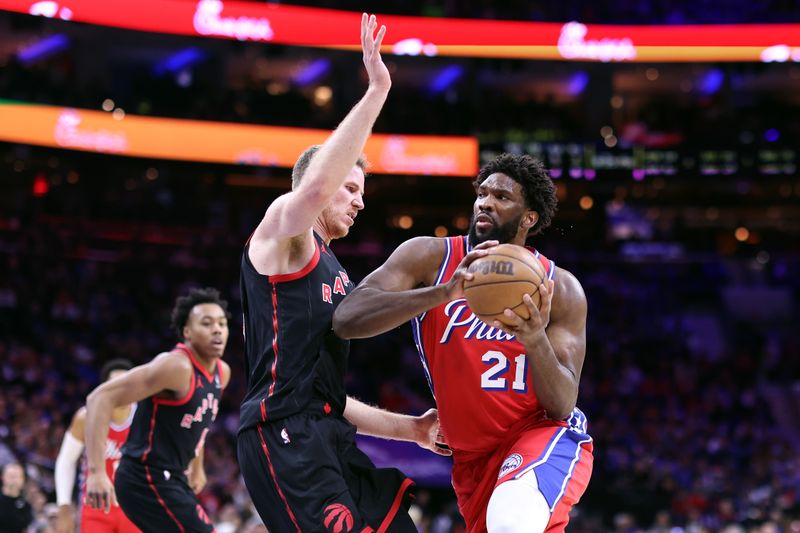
[1,1,799,532]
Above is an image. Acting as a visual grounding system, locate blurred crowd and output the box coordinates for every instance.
[1,175,798,531]
[2,2,799,531]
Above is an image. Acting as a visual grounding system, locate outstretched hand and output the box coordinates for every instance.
[361,13,390,91]
[415,408,452,457]
[444,240,499,301]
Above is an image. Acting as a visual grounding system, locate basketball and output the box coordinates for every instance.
[463,244,547,326]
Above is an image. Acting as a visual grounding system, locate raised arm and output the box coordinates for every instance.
[248,15,390,268]
[333,237,496,338]
[84,353,193,513]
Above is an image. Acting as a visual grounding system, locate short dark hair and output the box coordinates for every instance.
[170,287,229,340]
[100,358,133,382]
[473,153,558,235]
[291,145,368,189]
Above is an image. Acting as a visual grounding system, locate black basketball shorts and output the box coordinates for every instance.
[115,457,214,533]
[237,411,417,533]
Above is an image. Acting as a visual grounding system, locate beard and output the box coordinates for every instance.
[467,212,522,245]
[320,206,351,240]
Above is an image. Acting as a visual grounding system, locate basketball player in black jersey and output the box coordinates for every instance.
[238,14,448,533]
[84,287,232,533]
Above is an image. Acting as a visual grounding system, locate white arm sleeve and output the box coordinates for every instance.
[55,431,85,506]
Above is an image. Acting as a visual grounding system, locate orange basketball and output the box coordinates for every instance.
[463,243,546,326]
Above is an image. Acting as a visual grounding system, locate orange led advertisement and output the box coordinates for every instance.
[0,102,478,176]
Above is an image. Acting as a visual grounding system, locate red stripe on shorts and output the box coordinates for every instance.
[257,425,302,532]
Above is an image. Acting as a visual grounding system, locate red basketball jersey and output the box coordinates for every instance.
[80,404,136,500]
[412,236,558,454]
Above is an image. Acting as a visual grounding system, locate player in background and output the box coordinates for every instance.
[334,154,593,532]
[84,287,231,533]
[54,359,139,533]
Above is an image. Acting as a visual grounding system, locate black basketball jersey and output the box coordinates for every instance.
[239,232,354,431]
[123,343,222,473]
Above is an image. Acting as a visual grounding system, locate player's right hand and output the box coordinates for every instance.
[55,504,76,533]
[361,13,390,91]
[85,471,117,514]
[415,408,452,457]
[444,240,499,300]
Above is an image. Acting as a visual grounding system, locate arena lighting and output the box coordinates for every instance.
[293,58,331,86]
[764,128,780,142]
[429,65,463,94]
[698,68,724,95]
[32,172,49,196]
[4,0,800,63]
[27,0,71,19]
[566,71,589,96]
[153,47,206,76]
[0,101,478,176]
[16,33,70,64]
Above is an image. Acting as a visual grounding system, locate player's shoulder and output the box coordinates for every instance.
[142,350,196,395]
[71,405,88,425]
[66,406,88,439]
[390,236,451,279]
[553,265,587,307]
[250,226,310,251]
[247,228,315,277]
[394,235,450,260]
[398,235,445,250]
[152,350,194,373]
[219,359,232,387]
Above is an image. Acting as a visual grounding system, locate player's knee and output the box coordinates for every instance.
[486,479,550,533]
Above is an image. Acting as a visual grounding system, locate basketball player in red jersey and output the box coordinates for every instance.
[84,287,231,533]
[237,14,447,532]
[54,359,139,533]
[334,153,593,533]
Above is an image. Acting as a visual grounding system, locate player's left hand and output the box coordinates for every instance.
[85,471,117,513]
[188,466,207,494]
[414,408,452,456]
[361,13,391,92]
[492,279,555,343]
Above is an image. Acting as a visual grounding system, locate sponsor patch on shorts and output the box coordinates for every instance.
[498,453,523,479]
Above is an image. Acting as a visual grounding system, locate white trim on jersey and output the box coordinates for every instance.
[411,316,435,398]
[532,249,556,281]
[434,237,453,286]
[109,403,137,432]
